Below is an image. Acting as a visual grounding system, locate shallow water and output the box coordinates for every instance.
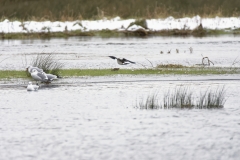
[0,35,240,70]
[1,35,240,159]
[1,75,240,160]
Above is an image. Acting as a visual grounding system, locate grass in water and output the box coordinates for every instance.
[136,86,227,109]
[196,86,226,109]
[137,93,160,109]
[163,86,194,109]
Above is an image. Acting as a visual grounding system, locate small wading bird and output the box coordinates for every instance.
[108,56,136,65]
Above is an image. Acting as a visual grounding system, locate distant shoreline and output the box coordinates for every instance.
[1,16,240,39]
[1,28,240,40]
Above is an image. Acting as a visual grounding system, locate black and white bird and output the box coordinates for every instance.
[108,56,136,65]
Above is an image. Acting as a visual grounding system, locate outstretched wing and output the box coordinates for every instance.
[123,58,136,64]
[108,56,117,60]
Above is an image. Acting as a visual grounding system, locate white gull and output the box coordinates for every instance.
[30,69,58,84]
[27,82,39,91]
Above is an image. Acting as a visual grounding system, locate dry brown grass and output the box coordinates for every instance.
[1,0,240,21]
[156,64,185,68]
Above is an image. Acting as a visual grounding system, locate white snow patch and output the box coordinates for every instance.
[1,16,240,33]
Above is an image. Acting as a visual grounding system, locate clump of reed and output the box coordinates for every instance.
[163,87,194,109]
[29,53,65,77]
[196,87,226,109]
[137,93,160,109]
[136,86,226,109]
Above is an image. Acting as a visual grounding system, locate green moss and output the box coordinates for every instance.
[0,70,28,79]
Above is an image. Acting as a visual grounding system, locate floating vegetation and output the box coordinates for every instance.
[136,86,226,109]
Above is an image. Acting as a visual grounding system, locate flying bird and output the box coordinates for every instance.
[108,56,136,65]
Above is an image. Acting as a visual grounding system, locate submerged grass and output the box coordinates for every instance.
[0,67,239,79]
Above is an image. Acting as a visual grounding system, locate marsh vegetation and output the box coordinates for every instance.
[1,0,240,21]
[27,53,65,77]
[136,86,226,109]
[0,67,239,79]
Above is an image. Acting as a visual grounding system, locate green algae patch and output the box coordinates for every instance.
[1,67,239,80]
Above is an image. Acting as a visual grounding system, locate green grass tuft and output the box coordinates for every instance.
[29,53,65,77]
[163,86,194,109]
[196,86,226,109]
[135,86,227,110]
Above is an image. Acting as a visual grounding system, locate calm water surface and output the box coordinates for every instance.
[0,35,240,69]
[0,75,240,160]
[0,36,240,160]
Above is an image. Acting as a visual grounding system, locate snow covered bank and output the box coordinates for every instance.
[0,16,240,33]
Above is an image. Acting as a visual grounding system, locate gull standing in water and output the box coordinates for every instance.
[27,82,39,91]
[108,56,136,65]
